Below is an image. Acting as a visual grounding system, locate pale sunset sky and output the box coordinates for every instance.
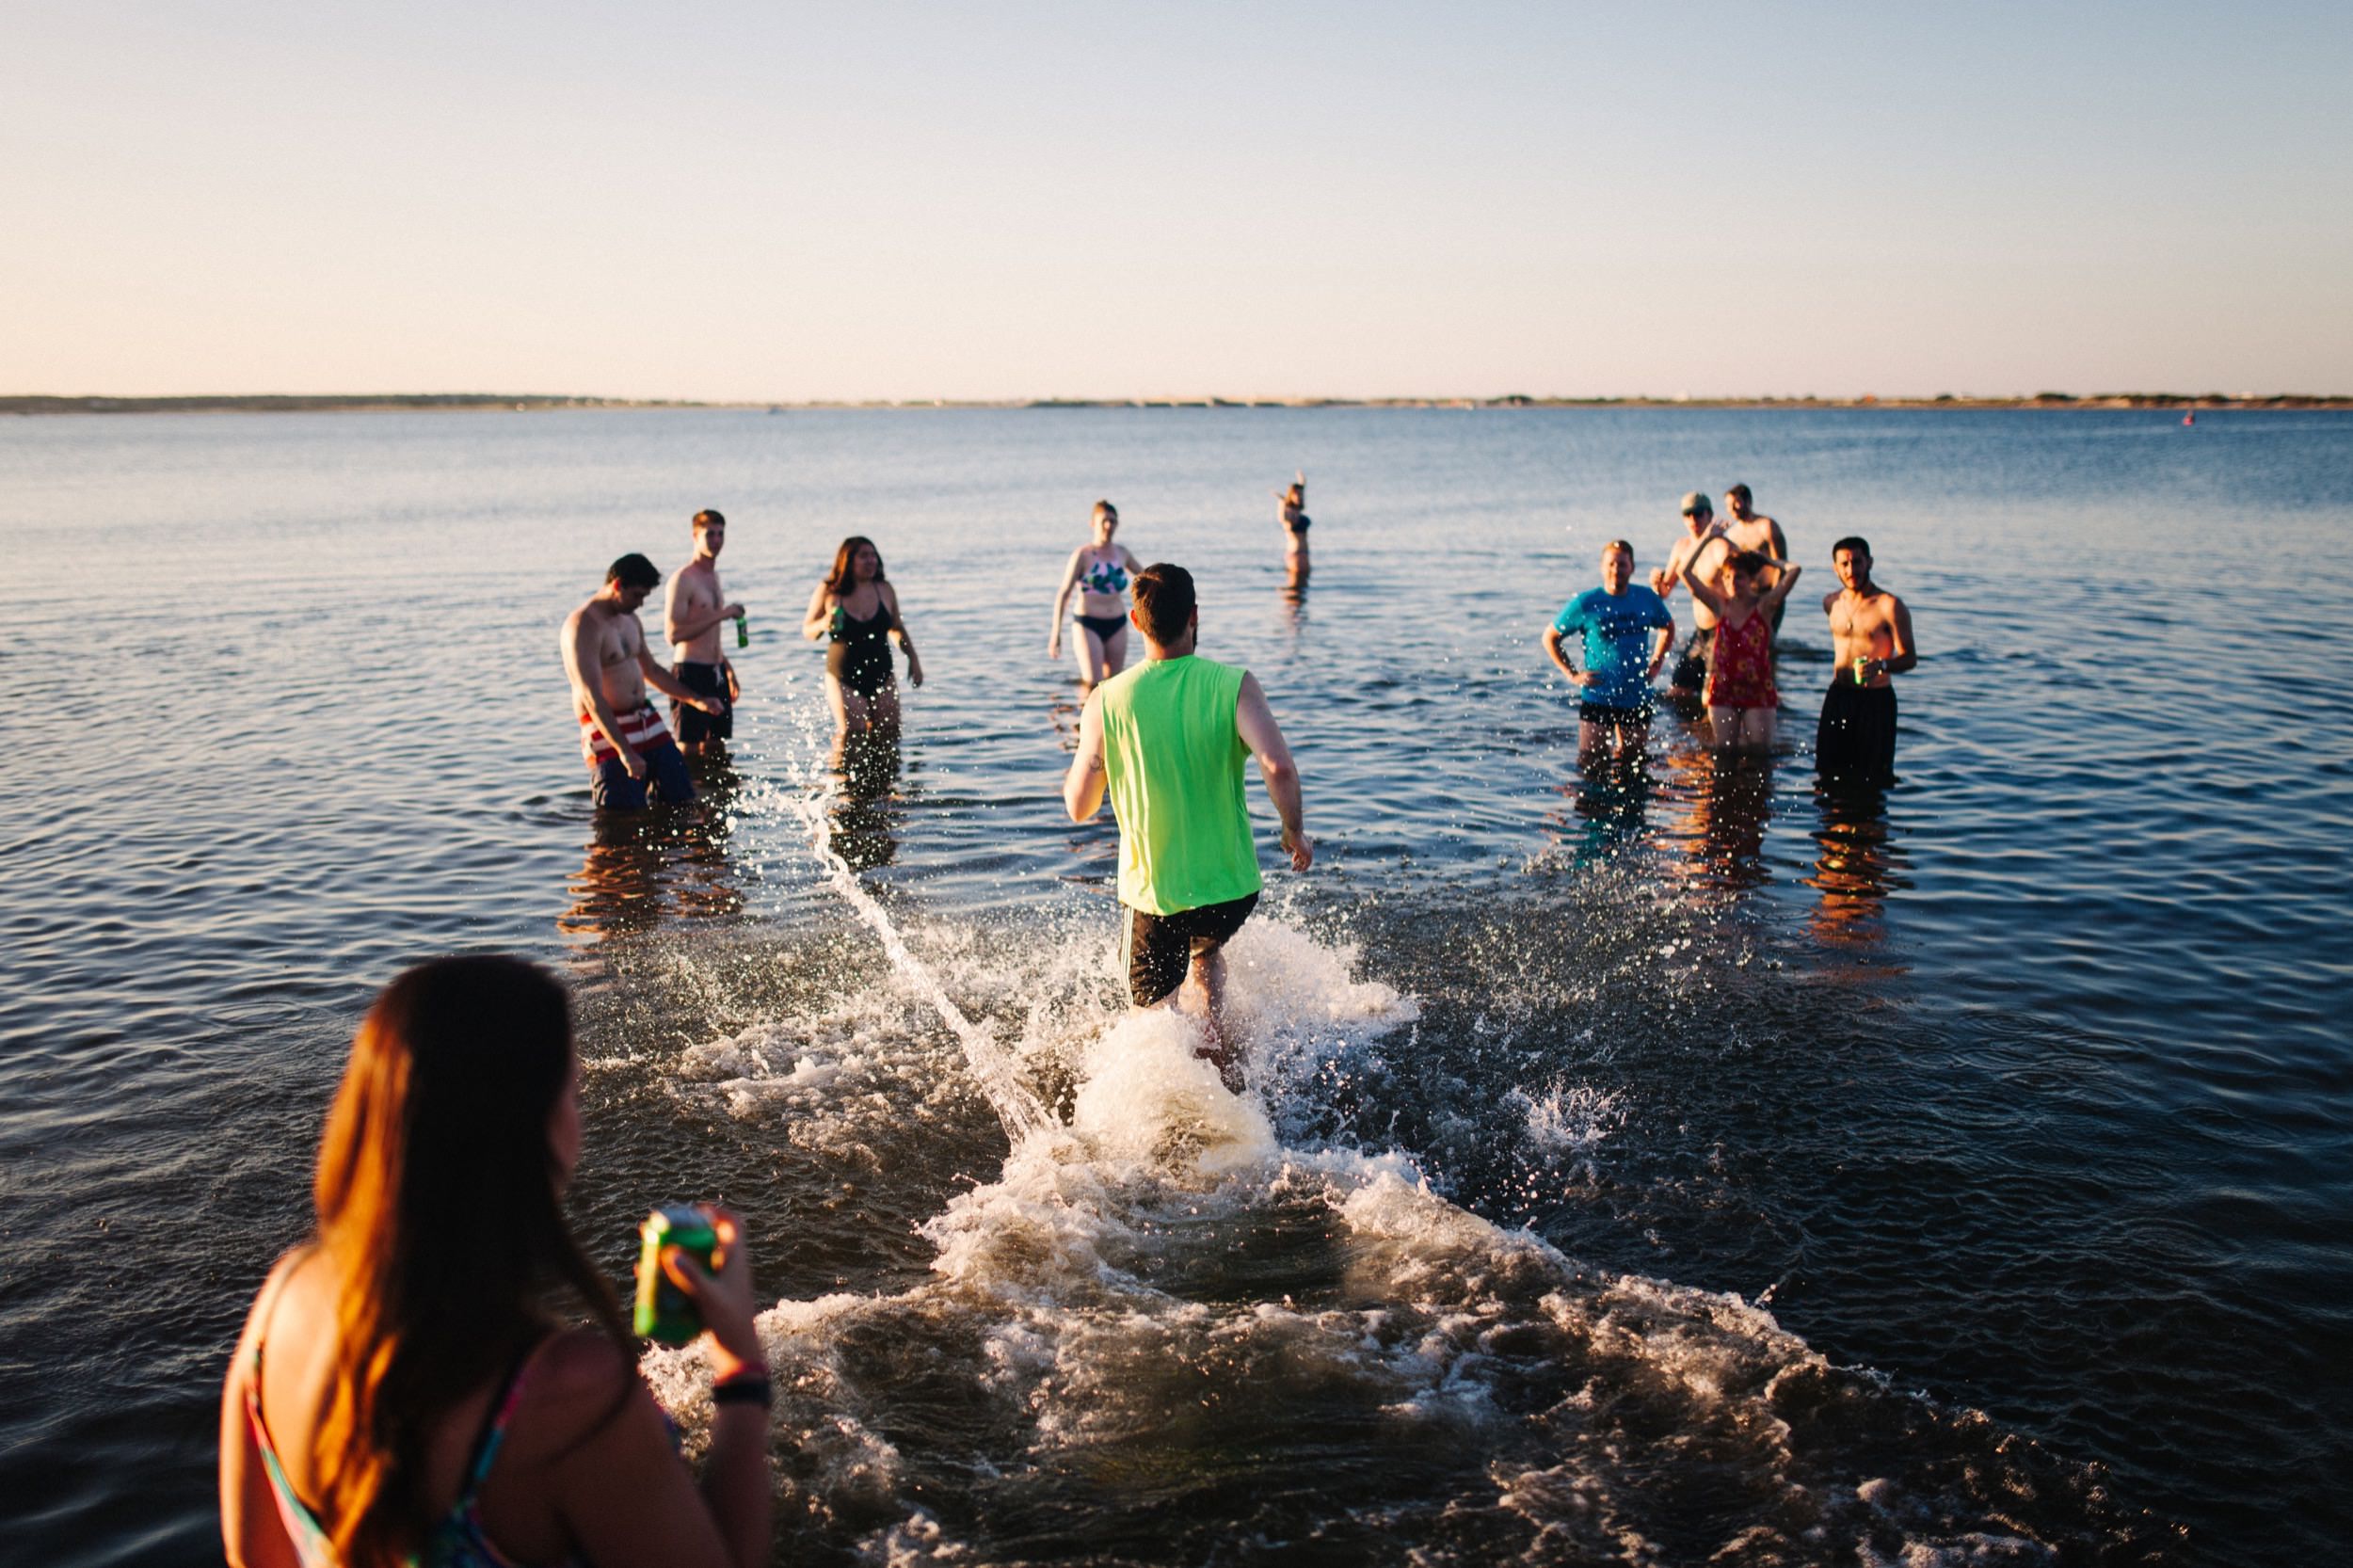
[5,1,2348,402]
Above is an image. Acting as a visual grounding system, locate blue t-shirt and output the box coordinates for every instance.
[1552,585,1673,710]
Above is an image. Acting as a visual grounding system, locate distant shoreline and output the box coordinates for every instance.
[6,391,2349,417]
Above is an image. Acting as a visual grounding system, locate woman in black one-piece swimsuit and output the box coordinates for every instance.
[802,536,923,738]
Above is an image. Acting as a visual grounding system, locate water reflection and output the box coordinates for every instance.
[1660,744,1780,892]
[560,764,745,939]
[826,728,903,872]
[1805,781,1911,947]
[1544,748,1656,865]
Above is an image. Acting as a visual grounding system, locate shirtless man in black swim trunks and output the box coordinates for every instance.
[664,509,746,756]
[802,535,923,739]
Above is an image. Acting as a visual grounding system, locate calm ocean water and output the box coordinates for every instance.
[2,408,2348,1566]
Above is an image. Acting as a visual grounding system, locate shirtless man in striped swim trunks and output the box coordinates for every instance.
[561,553,726,809]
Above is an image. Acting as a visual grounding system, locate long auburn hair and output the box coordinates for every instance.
[824,536,885,597]
[308,955,630,1567]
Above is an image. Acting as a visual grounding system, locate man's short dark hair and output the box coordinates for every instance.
[607,552,661,589]
[692,509,724,530]
[1604,538,1635,560]
[1132,563,1196,643]
[1727,483,1753,503]
[1831,536,1872,560]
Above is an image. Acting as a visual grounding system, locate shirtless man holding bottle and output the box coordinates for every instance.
[664,509,746,757]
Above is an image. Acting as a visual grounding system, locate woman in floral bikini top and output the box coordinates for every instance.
[1677,534,1802,751]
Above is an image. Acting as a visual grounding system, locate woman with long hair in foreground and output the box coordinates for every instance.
[219,955,771,1568]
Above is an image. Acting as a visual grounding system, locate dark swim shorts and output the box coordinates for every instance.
[671,661,734,745]
[1670,625,1714,692]
[1123,891,1260,1009]
[591,736,695,810]
[1577,701,1653,728]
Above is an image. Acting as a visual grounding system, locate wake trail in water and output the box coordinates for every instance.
[780,765,1054,1144]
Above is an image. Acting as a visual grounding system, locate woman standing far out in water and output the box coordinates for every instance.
[1047,500,1144,690]
[1275,471,1310,585]
[803,536,923,738]
[219,956,772,1568]
[1677,527,1802,752]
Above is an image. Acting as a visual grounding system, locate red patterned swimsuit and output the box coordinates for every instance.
[1704,609,1778,710]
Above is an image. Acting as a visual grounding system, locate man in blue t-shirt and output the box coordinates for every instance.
[1543,539,1675,762]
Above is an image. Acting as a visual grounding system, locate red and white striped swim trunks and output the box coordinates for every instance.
[580,704,674,766]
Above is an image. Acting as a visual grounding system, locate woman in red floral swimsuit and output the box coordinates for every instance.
[1678,532,1802,751]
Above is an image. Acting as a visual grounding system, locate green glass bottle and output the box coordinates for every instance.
[632,1205,718,1345]
[734,613,749,648]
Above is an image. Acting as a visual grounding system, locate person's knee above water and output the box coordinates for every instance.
[1817,536,1917,784]
[1048,501,1143,690]
[1061,563,1313,1091]
[664,508,747,757]
[561,553,723,810]
[1544,539,1674,760]
[218,955,775,1568]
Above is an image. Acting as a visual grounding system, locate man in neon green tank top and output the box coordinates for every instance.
[1063,564,1312,1089]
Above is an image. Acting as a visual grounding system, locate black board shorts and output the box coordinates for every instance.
[1670,625,1714,692]
[671,660,734,744]
[1123,891,1260,1009]
[1817,680,1897,784]
[1577,700,1653,728]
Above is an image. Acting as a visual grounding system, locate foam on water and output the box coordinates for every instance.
[638,827,2121,1563]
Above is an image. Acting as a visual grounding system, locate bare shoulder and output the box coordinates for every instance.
[1820,590,1839,615]
[512,1327,648,1450]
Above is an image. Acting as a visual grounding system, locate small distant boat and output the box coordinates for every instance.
[2182,410,2195,426]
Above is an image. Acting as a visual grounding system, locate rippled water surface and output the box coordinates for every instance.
[4,408,2349,1566]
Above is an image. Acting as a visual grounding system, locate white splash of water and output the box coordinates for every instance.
[774,765,1054,1144]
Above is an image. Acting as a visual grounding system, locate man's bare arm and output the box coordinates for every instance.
[1236,673,1310,871]
[1678,534,1733,618]
[1647,623,1673,680]
[638,646,724,712]
[1881,595,1918,676]
[1062,693,1108,823]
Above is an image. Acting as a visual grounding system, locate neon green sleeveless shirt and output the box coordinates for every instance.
[1096,655,1262,915]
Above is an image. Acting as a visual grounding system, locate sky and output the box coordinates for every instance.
[5,1,2349,402]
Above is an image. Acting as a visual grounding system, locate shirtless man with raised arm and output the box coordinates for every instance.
[664,509,746,756]
[1722,484,1794,631]
[1652,492,1733,697]
[563,553,725,809]
[1817,536,1918,786]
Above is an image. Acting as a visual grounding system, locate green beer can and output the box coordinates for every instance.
[633,1204,718,1345]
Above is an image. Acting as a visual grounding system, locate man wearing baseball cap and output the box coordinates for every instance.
[1650,492,1734,698]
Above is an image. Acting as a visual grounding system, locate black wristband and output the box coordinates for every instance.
[712,1372,772,1408]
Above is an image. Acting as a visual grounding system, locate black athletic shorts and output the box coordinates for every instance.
[1577,700,1653,728]
[1670,625,1714,692]
[1123,891,1259,1009]
[671,660,734,744]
